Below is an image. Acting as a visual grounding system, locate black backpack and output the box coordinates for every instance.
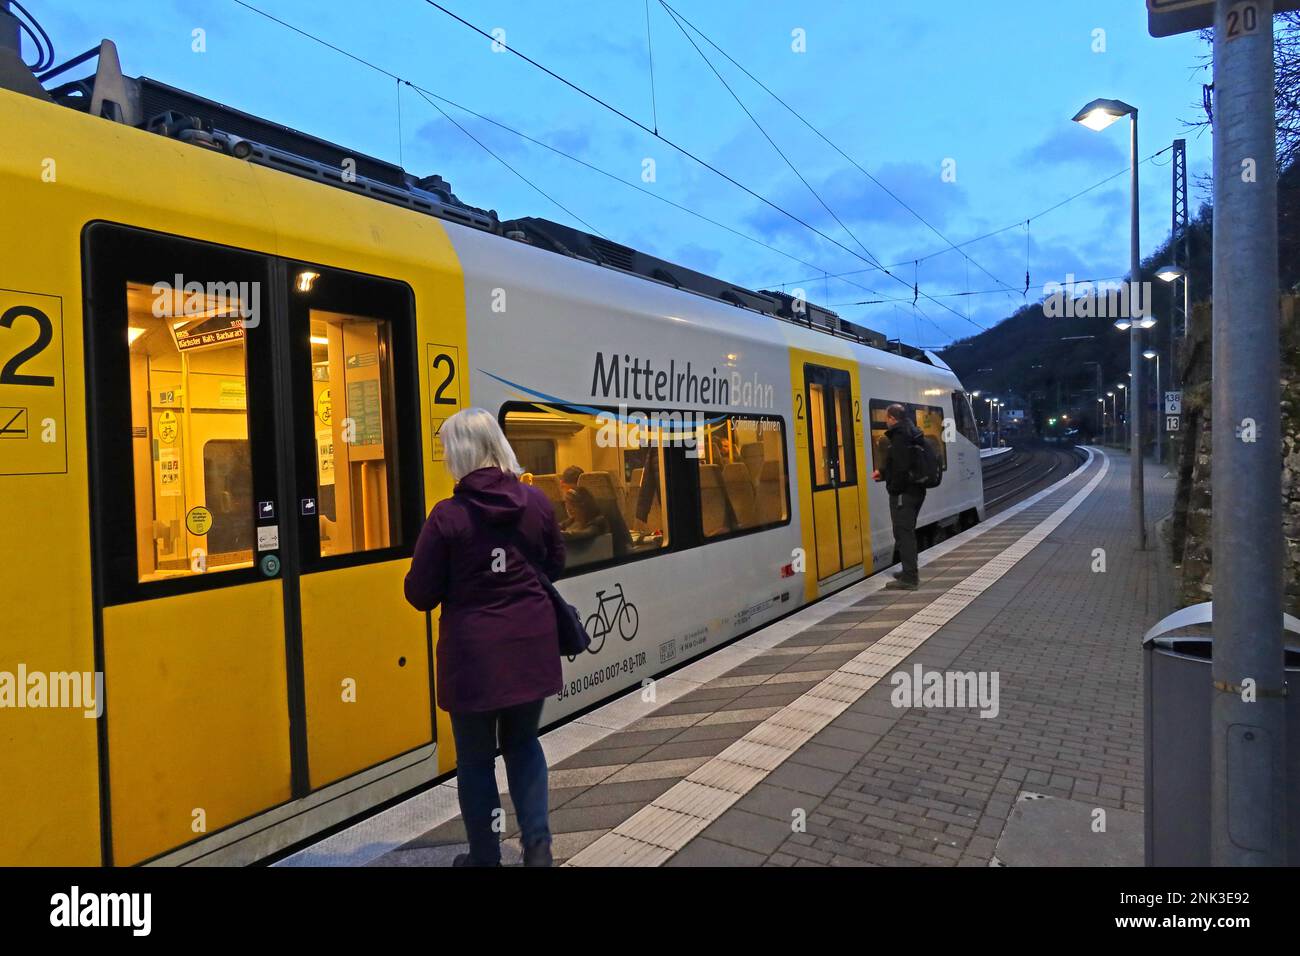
[908,430,943,489]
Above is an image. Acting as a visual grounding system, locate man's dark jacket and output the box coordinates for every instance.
[880,418,924,495]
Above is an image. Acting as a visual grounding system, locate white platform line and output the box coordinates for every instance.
[280,450,1099,867]
[566,450,1110,866]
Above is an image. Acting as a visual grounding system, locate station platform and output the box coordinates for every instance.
[281,447,1175,868]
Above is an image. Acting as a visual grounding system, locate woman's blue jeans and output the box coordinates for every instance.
[449,698,550,865]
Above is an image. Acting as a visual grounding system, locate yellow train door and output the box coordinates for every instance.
[803,364,863,580]
[84,225,433,864]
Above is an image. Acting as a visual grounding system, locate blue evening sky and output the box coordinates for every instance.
[33,1,1214,345]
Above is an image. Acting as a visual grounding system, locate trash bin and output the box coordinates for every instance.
[1143,602,1300,866]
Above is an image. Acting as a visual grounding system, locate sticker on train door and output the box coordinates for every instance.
[427,343,463,461]
[0,290,66,476]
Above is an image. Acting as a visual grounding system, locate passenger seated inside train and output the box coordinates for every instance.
[559,486,614,564]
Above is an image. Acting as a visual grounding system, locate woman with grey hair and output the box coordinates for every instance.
[404,407,565,866]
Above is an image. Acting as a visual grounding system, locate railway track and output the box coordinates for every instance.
[981,443,1086,515]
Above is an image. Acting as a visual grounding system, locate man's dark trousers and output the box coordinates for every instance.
[890,487,927,583]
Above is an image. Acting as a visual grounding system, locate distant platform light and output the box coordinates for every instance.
[1155,264,1184,283]
[296,270,320,293]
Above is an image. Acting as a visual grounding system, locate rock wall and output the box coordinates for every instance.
[1174,296,1300,615]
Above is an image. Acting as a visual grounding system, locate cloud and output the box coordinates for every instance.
[1016,127,1127,170]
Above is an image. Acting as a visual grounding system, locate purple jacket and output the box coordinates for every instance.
[404,467,565,714]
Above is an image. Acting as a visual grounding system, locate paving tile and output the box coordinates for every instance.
[664,836,767,867]
[548,801,648,834]
[670,719,764,743]
[640,737,735,762]
[701,808,795,855]
[764,762,846,797]
[564,776,677,809]
[554,744,655,770]
[604,756,712,783]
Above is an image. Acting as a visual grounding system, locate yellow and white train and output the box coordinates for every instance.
[0,53,983,865]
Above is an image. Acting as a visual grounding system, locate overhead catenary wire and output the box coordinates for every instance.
[226,0,898,306]
[826,273,1129,307]
[228,1,997,340]
[411,87,607,239]
[418,1,986,330]
[655,0,1022,301]
[775,144,1174,290]
[659,3,886,271]
[644,0,659,135]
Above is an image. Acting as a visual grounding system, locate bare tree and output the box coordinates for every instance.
[1188,12,1300,170]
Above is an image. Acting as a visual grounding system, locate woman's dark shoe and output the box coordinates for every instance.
[453,852,501,867]
[522,840,554,867]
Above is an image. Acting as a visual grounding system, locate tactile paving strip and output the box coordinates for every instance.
[565,451,1110,867]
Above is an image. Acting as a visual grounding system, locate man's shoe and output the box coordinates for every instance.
[891,570,904,580]
[885,578,918,591]
[452,852,501,867]
[523,840,554,868]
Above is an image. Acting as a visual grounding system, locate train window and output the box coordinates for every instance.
[696,415,789,536]
[502,403,670,572]
[306,310,400,557]
[125,281,256,581]
[869,399,948,475]
[808,378,856,489]
[952,391,979,445]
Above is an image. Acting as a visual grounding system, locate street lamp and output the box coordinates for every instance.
[1107,391,1116,445]
[1156,263,1190,337]
[1144,349,1162,464]
[1073,96,1145,548]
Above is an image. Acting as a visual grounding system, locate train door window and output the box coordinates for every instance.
[696,414,788,536]
[832,381,858,485]
[501,403,670,573]
[83,224,282,602]
[307,311,395,556]
[288,266,422,567]
[123,280,259,582]
[952,391,979,444]
[808,383,830,486]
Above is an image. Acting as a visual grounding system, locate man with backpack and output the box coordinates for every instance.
[872,403,937,591]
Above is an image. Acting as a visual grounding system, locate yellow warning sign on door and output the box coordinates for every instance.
[185,506,213,536]
[0,290,66,476]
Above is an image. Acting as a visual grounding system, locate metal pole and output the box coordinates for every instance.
[1129,111,1147,550]
[1154,356,1162,465]
[1211,0,1285,867]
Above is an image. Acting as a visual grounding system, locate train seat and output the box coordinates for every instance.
[698,463,731,537]
[756,459,784,524]
[722,462,758,529]
[740,442,765,483]
[531,473,565,521]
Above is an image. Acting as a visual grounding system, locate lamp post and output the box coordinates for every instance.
[1156,262,1189,382]
[1074,97,1145,549]
[1117,383,1128,446]
[1144,349,1162,464]
[1107,391,1116,445]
